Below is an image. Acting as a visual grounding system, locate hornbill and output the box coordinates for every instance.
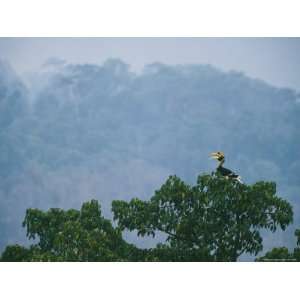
[210,151,243,183]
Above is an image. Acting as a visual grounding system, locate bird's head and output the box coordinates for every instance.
[210,151,225,162]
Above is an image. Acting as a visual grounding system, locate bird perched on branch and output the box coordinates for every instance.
[210,151,243,183]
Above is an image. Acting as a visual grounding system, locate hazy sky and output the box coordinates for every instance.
[0,37,300,90]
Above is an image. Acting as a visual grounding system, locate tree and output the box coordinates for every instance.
[256,229,300,261]
[1,174,294,262]
[0,244,32,262]
[255,247,293,261]
[112,174,293,261]
[1,200,141,261]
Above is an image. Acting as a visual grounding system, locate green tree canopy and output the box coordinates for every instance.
[1,174,294,262]
[256,229,300,261]
[1,200,140,261]
[112,174,293,261]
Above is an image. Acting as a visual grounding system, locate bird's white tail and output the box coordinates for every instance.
[236,176,243,184]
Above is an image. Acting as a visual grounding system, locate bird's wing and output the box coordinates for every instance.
[218,166,238,178]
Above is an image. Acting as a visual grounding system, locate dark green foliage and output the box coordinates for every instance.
[257,229,300,261]
[256,247,293,261]
[0,174,294,262]
[1,200,141,261]
[112,174,293,261]
[1,244,32,262]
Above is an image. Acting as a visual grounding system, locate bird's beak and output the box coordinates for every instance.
[210,152,219,159]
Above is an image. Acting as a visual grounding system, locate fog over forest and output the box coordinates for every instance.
[0,58,299,259]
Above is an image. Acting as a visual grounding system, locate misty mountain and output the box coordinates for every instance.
[0,58,299,257]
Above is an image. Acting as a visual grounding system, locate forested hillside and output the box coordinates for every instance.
[0,58,299,257]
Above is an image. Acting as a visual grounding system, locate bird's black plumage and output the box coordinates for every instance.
[210,151,242,183]
[217,165,239,179]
